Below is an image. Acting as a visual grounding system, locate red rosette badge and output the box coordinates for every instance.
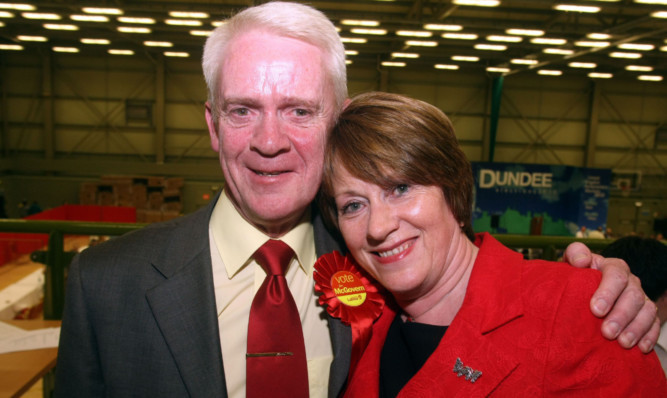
[314,250,384,378]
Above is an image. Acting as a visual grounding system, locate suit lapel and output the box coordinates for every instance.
[312,204,353,398]
[402,234,525,397]
[146,196,227,397]
[403,321,520,397]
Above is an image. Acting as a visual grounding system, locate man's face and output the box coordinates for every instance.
[206,30,338,237]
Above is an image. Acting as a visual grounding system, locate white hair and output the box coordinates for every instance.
[202,1,347,120]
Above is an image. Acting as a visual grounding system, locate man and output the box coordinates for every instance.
[603,236,667,375]
[588,226,606,239]
[576,225,588,238]
[54,2,659,397]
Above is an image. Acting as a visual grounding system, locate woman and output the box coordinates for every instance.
[316,92,666,396]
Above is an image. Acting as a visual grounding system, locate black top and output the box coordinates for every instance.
[379,315,448,398]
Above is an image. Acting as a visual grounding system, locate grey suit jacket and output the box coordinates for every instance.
[54,196,351,397]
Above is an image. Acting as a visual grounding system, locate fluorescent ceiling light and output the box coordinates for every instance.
[396,30,432,37]
[108,49,134,55]
[190,30,212,37]
[350,28,387,35]
[82,7,122,15]
[53,46,79,53]
[634,0,667,4]
[81,38,110,45]
[405,40,438,47]
[118,26,151,34]
[118,17,155,24]
[345,60,352,65]
[569,62,597,68]
[511,58,538,65]
[0,11,13,17]
[164,51,189,57]
[424,24,462,31]
[391,52,419,58]
[143,41,173,47]
[435,64,459,70]
[17,35,47,41]
[211,21,225,27]
[442,33,478,40]
[22,12,60,20]
[618,43,654,51]
[453,0,500,6]
[452,55,479,62]
[169,11,209,18]
[345,50,359,55]
[70,14,109,22]
[625,65,653,72]
[0,3,36,11]
[538,70,563,76]
[543,48,574,55]
[486,35,523,43]
[575,40,609,47]
[474,43,507,51]
[587,33,611,40]
[0,44,23,50]
[609,51,642,59]
[554,4,600,12]
[506,29,544,36]
[341,19,379,26]
[381,61,406,67]
[662,45,667,52]
[340,37,367,44]
[165,19,202,26]
[531,38,567,45]
[637,75,663,81]
[487,67,510,73]
[487,35,522,42]
[44,23,79,30]
[588,72,613,79]
[651,11,667,18]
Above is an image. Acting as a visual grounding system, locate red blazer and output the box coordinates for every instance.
[344,233,667,397]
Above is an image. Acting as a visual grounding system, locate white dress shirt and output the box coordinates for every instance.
[209,192,333,397]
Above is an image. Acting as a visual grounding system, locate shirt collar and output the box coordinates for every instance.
[210,191,316,279]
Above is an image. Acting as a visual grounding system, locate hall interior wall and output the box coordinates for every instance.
[1,52,665,236]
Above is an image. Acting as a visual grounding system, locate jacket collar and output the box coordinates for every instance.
[145,193,228,397]
[407,233,525,396]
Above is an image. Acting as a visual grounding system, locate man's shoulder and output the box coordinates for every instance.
[76,205,211,267]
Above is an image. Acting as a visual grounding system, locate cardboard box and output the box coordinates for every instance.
[162,210,181,221]
[164,177,185,190]
[136,209,163,223]
[147,188,164,210]
[79,182,98,205]
[147,176,165,187]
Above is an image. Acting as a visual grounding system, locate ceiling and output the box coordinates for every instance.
[1,0,666,80]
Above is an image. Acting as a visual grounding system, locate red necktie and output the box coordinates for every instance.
[246,239,309,398]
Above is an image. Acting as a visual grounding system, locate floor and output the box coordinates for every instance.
[2,236,92,398]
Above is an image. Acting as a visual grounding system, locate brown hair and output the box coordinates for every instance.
[320,91,475,241]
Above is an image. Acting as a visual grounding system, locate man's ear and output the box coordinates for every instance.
[342,97,352,110]
[205,102,220,152]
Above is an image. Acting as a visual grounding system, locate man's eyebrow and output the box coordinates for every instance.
[221,97,260,107]
[278,97,324,112]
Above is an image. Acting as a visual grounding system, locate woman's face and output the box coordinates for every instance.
[332,164,463,301]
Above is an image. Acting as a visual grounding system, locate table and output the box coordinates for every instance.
[0,319,61,398]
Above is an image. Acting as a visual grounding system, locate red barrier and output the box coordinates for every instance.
[0,205,136,266]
